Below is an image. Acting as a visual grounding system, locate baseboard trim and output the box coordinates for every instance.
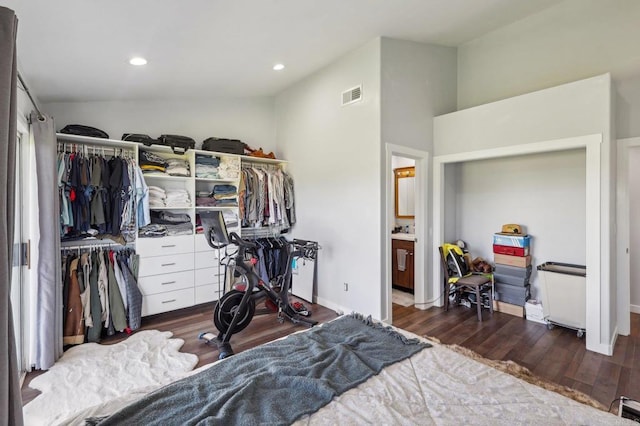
[413,301,435,311]
[588,326,618,356]
[631,304,640,314]
[315,297,351,317]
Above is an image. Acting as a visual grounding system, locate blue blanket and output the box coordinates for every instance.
[93,313,430,425]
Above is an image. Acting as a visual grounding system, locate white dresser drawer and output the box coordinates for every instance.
[194,251,220,269]
[138,270,194,296]
[194,267,224,286]
[138,253,195,277]
[194,233,218,253]
[137,235,194,258]
[142,288,194,316]
[195,284,223,304]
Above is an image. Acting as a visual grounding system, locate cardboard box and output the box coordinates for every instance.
[525,299,546,324]
[492,234,531,248]
[494,253,531,267]
[493,300,524,317]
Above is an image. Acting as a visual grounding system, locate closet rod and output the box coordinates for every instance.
[17,71,45,122]
[60,242,132,251]
[241,226,284,239]
[57,142,134,155]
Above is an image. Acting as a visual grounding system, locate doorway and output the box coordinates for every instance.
[433,134,606,354]
[616,137,640,337]
[383,143,429,324]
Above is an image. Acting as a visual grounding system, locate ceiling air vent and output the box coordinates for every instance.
[341,85,362,106]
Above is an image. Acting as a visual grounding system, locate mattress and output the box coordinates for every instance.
[62,322,632,426]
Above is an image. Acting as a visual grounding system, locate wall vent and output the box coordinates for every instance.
[341,85,362,106]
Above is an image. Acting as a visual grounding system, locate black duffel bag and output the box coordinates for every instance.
[202,137,246,155]
[158,134,195,154]
[121,133,157,145]
[60,124,109,139]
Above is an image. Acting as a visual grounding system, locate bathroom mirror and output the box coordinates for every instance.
[395,167,415,219]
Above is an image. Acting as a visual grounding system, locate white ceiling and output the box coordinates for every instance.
[3,0,562,103]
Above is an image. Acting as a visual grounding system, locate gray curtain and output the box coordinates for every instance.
[31,111,63,370]
[0,6,24,426]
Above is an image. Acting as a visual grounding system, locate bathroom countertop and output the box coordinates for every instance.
[391,233,415,242]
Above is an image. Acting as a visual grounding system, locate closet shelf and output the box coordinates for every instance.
[194,177,237,183]
[143,174,191,181]
[56,133,138,150]
[149,206,193,210]
[195,206,238,210]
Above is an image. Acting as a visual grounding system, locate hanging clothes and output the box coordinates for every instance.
[239,166,296,230]
[57,144,145,243]
[60,246,141,345]
[62,256,85,345]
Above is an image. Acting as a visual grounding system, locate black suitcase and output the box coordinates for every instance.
[202,137,245,155]
[158,134,196,154]
[121,133,158,145]
[60,124,109,139]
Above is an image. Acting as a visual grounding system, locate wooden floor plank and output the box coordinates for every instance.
[591,361,622,408]
[394,304,640,409]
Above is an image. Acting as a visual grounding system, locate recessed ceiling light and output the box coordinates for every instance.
[129,57,147,66]
[273,63,285,71]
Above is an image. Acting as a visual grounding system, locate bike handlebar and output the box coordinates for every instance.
[228,232,259,249]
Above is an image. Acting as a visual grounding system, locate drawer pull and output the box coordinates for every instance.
[161,299,177,304]
[161,244,176,248]
[161,281,176,285]
[161,262,176,267]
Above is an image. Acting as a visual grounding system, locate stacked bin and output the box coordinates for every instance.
[492,233,532,310]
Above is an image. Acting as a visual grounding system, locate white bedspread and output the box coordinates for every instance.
[61,326,632,426]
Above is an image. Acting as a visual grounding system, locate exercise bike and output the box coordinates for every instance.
[198,211,318,359]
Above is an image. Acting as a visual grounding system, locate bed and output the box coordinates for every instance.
[60,314,631,425]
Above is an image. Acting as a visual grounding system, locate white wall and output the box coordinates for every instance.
[275,38,382,317]
[454,150,586,299]
[457,0,640,135]
[392,157,414,170]
[42,98,276,154]
[381,38,457,153]
[615,74,640,139]
[434,75,611,157]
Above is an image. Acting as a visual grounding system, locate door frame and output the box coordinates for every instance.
[615,137,640,336]
[383,143,429,324]
[13,114,30,378]
[433,134,606,354]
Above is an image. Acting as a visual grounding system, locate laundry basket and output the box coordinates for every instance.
[537,262,586,337]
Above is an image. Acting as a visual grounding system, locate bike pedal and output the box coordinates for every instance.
[198,332,217,343]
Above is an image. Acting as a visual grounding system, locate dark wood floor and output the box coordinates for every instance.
[22,300,640,413]
[393,303,640,411]
[21,300,340,405]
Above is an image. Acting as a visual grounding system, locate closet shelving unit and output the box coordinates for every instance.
[56,132,289,316]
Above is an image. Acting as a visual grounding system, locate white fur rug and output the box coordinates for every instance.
[23,330,198,426]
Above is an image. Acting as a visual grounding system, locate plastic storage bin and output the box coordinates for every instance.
[537,262,586,337]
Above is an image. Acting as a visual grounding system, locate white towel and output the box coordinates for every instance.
[397,249,407,272]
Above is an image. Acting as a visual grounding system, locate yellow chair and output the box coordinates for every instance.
[439,245,493,321]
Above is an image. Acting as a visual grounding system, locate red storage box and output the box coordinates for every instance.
[493,244,529,257]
